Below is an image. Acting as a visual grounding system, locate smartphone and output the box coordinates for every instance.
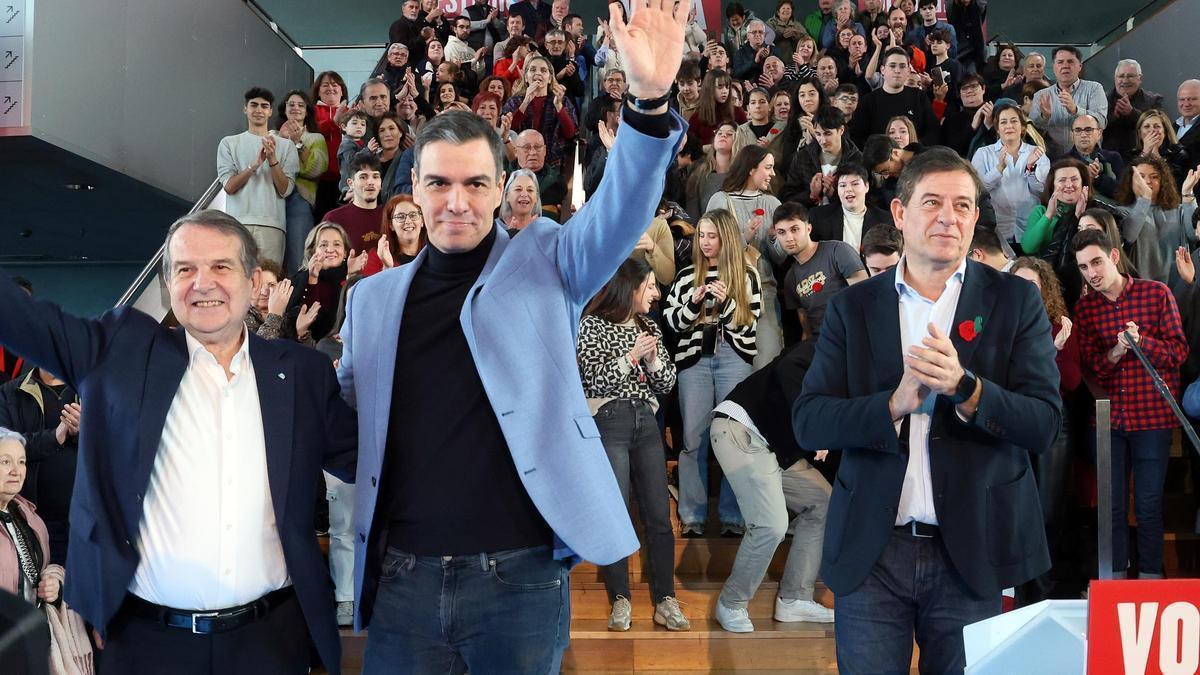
[930,68,945,87]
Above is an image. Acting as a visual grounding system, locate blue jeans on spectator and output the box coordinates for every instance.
[362,544,570,674]
[594,399,676,605]
[676,343,750,528]
[1097,428,1172,576]
[835,530,1000,673]
[284,191,314,272]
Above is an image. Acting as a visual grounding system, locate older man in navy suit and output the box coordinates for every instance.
[336,1,691,673]
[795,148,1061,673]
[0,211,357,674]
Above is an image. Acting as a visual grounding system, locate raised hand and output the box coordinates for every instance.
[1181,166,1200,196]
[378,236,395,269]
[1177,245,1196,285]
[904,322,965,397]
[296,303,322,338]
[347,248,369,276]
[598,120,616,150]
[1038,92,1052,119]
[606,0,688,99]
[1025,147,1044,173]
[1054,316,1073,351]
[267,278,293,316]
[1075,186,1090,217]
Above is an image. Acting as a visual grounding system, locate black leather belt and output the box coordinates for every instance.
[895,521,939,538]
[123,587,294,634]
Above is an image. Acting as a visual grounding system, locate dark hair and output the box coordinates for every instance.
[722,145,772,193]
[414,109,505,181]
[862,225,903,257]
[862,134,899,172]
[564,13,582,25]
[258,257,284,280]
[918,0,937,7]
[834,162,870,184]
[348,152,382,176]
[359,77,389,100]
[503,35,532,59]
[1021,81,1048,102]
[376,111,404,143]
[244,87,273,104]
[726,2,747,19]
[679,134,704,162]
[1052,45,1083,62]
[1114,154,1182,209]
[274,89,319,133]
[883,47,909,63]
[1041,158,1091,205]
[958,73,985,91]
[834,83,860,98]
[310,71,348,106]
[895,147,984,206]
[1071,227,1114,254]
[927,28,951,44]
[812,105,847,131]
[677,61,702,83]
[772,201,809,225]
[12,277,31,295]
[162,210,260,278]
[478,75,512,101]
[337,108,370,127]
[697,69,736,128]
[585,257,656,324]
[970,228,1003,255]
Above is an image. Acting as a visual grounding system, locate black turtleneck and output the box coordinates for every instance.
[381,225,552,555]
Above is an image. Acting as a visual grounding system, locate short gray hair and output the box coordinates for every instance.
[499,169,543,221]
[895,147,984,207]
[413,109,506,182]
[747,19,766,30]
[0,427,26,448]
[1115,59,1142,76]
[161,209,260,280]
[359,77,389,99]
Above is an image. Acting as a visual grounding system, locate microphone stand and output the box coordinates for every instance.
[1122,330,1200,452]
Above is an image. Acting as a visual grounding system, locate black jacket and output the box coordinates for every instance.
[779,137,863,207]
[808,202,894,246]
[725,342,817,470]
[0,370,78,524]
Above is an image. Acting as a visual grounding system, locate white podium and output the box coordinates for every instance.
[964,600,1088,674]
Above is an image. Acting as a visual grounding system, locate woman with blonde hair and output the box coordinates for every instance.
[665,209,763,537]
[502,53,578,171]
[287,221,366,343]
[1134,108,1192,187]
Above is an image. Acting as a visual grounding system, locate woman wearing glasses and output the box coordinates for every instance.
[364,195,427,276]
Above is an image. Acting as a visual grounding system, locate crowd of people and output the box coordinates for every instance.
[3,0,1200,673]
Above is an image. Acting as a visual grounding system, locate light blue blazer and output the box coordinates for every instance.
[338,111,686,629]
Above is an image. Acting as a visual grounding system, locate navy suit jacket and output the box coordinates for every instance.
[794,260,1060,597]
[0,272,357,673]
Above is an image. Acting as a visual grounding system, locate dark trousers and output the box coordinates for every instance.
[100,592,310,675]
[362,545,569,674]
[835,530,1000,674]
[1100,428,1172,575]
[595,399,676,605]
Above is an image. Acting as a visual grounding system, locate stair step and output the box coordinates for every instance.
[571,580,834,621]
[573,535,793,579]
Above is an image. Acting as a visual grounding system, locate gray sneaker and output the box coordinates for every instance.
[653,596,691,631]
[680,522,704,537]
[608,596,632,631]
[336,600,354,627]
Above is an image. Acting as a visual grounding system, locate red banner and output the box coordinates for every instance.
[1087,580,1200,675]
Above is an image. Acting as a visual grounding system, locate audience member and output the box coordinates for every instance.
[1023,158,1093,305]
[312,71,350,218]
[1028,46,1107,159]
[577,258,688,633]
[782,106,861,207]
[1112,156,1199,284]
[1079,207,1136,275]
[768,0,806,65]
[802,0,835,44]
[830,83,860,120]
[971,102,1049,250]
[508,0,551,38]
[1002,52,1046,101]
[289,222,366,345]
[336,109,370,194]
[982,43,1022,100]
[732,88,785,157]
[906,0,957,58]
[685,122,737,220]
[1136,108,1193,189]
[275,90,330,271]
[498,168,542,236]
[796,148,1061,674]
[1073,228,1188,580]
[665,209,762,537]
[710,339,835,632]
[1067,114,1124,199]
[389,0,431,64]
[886,116,919,150]
[326,154,386,256]
[503,55,578,171]
[585,69,628,134]
[776,202,867,343]
[0,428,65,607]
[674,62,703,123]
[731,20,775,85]
[818,0,864,52]
[850,48,939,147]
[493,14,527,64]
[217,87,299,265]
[808,163,892,250]
[940,75,993,158]
[0,366,79,567]
[688,69,747,147]
[364,195,426,277]
[1176,80,1200,163]
[947,0,987,74]
[968,228,1013,271]
[1105,60,1163,160]
[245,258,302,342]
[860,223,903,276]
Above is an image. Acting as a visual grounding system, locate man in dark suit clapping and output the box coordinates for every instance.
[794,148,1061,673]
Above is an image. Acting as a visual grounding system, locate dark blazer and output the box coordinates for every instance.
[808,202,894,248]
[779,138,863,207]
[793,261,1060,597]
[0,271,357,674]
[725,342,817,470]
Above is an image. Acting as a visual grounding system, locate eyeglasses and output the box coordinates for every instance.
[391,212,423,223]
[1071,127,1098,134]
[516,144,546,152]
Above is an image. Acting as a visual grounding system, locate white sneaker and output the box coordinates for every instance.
[608,596,632,631]
[774,597,835,623]
[715,599,754,633]
[336,600,354,627]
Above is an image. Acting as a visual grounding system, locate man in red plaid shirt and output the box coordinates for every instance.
[1073,228,1189,579]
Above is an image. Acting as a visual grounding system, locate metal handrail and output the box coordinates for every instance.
[114,178,224,308]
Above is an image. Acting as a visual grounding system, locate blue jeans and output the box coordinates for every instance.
[676,344,751,527]
[284,190,314,272]
[835,530,999,674]
[1096,428,1172,575]
[363,545,570,674]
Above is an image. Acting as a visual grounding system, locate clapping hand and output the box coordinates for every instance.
[629,332,659,364]
[1114,94,1134,118]
[267,278,293,316]
[690,283,709,304]
[598,120,616,150]
[1054,316,1073,351]
[1075,186,1089,217]
[55,402,81,446]
[377,236,395,269]
[1177,246,1196,285]
[347,248,369,276]
[296,303,321,338]
[1038,92,1052,119]
[1181,166,1200,196]
[1087,159,1102,180]
[904,322,965,397]
[1025,147,1044,173]
[367,137,383,154]
[1057,88,1077,115]
[707,280,728,302]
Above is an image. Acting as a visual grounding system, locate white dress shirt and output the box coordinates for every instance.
[893,256,967,527]
[130,329,290,610]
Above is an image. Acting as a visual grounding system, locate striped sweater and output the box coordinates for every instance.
[664,264,762,370]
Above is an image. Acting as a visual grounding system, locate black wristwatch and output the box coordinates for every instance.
[948,369,978,405]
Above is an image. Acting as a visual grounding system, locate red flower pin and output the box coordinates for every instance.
[754,208,765,216]
[812,281,824,293]
[769,128,779,135]
[958,315,983,342]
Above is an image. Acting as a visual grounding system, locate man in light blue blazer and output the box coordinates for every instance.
[337,2,692,672]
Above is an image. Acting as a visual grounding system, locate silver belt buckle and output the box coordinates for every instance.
[192,610,220,634]
[911,521,933,539]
